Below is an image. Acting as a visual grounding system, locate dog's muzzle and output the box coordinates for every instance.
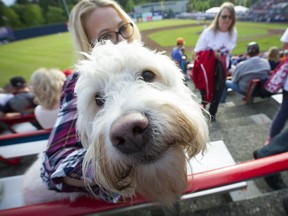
[110,112,150,154]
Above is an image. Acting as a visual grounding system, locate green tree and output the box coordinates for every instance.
[47,6,67,24]
[11,4,26,26]
[2,7,23,29]
[39,0,64,24]
[116,0,127,9]
[22,4,44,27]
[15,0,30,4]
[125,0,135,12]
[0,2,8,26]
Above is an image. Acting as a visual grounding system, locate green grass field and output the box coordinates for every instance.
[0,19,287,87]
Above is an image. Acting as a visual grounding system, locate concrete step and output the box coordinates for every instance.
[182,188,288,216]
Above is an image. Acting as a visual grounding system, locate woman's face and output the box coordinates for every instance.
[218,8,233,32]
[84,6,130,45]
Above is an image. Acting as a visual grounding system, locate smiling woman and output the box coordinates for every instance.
[193,2,237,121]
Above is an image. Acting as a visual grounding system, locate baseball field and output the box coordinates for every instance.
[0,19,287,87]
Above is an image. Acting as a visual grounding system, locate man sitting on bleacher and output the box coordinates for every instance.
[0,76,36,117]
[221,42,271,103]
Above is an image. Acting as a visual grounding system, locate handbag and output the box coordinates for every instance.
[264,60,288,93]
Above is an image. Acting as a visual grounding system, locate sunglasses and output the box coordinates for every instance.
[91,23,134,47]
[220,15,233,20]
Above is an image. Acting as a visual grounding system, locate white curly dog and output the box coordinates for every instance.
[22,41,208,208]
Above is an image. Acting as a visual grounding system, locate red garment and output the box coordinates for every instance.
[265,59,288,93]
[192,50,216,102]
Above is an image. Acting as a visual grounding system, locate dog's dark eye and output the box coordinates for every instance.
[95,93,105,107]
[142,70,155,82]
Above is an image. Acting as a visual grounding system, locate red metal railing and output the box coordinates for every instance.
[1,152,288,216]
[0,114,38,133]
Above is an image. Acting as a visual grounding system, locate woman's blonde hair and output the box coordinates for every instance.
[69,0,141,60]
[31,68,66,110]
[209,2,236,36]
[268,46,280,63]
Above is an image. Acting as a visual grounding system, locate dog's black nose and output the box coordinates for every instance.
[110,112,149,154]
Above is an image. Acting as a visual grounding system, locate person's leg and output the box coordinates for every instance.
[221,80,245,103]
[283,196,288,215]
[255,129,288,158]
[270,90,288,138]
[220,80,229,103]
[209,85,225,119]
[254,129,288,190]
[200,89,208,108]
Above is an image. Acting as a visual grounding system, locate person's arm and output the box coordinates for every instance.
[230,28,237,51]
[232,63,242,83]
[0,100,14,113]
[280,28,288,50]
[174,51,182,67]
[194,29,209,53]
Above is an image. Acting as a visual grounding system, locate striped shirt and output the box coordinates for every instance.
[40,72,120,203]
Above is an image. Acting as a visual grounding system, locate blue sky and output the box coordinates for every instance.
[2,0,16,6]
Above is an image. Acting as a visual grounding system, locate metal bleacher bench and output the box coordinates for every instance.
[243,79,260,104]
[0,114,39,134]
[0,136,247,215]
[0,129,51,158]
[0,129,51,165]
[243,79,283,104]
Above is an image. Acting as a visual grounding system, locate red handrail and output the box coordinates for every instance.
[0,114,38,133]
[1,152,288,216]
[187,151,288,192]
[0,114,37,126]
[0,128,51,142]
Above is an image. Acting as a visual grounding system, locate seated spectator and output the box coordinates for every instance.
[0,84,14,108]
[280,49,288,63]
[181,46,188,75]
[0,76,36,117]
[31,68,66,129]
[267,46,280,70]
[171,37,185,71]
[231,54,247,66]
[221,42,271,103]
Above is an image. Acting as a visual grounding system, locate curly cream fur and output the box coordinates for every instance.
[22,41,208,207]
[75,41,209,206]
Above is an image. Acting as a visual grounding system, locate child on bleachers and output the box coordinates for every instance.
[30,68,66,129]
[267,46,280,70]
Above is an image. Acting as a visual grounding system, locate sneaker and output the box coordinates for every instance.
[211,116,216,122]
[264,174,286,190]
[253,151,286,190]
[283,196,288,215]
[253,150,259,159]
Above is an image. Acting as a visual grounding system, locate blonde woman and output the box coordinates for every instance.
[194,2,237,120]
[69,0,141,60]
[31,68,66,129]
[194,2,237,67]
[267,46,280,70]
[40,0,142,203]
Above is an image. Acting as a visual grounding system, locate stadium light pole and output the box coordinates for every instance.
[61,0,70,19]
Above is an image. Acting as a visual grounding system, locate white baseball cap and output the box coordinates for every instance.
[280,28,288,43]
